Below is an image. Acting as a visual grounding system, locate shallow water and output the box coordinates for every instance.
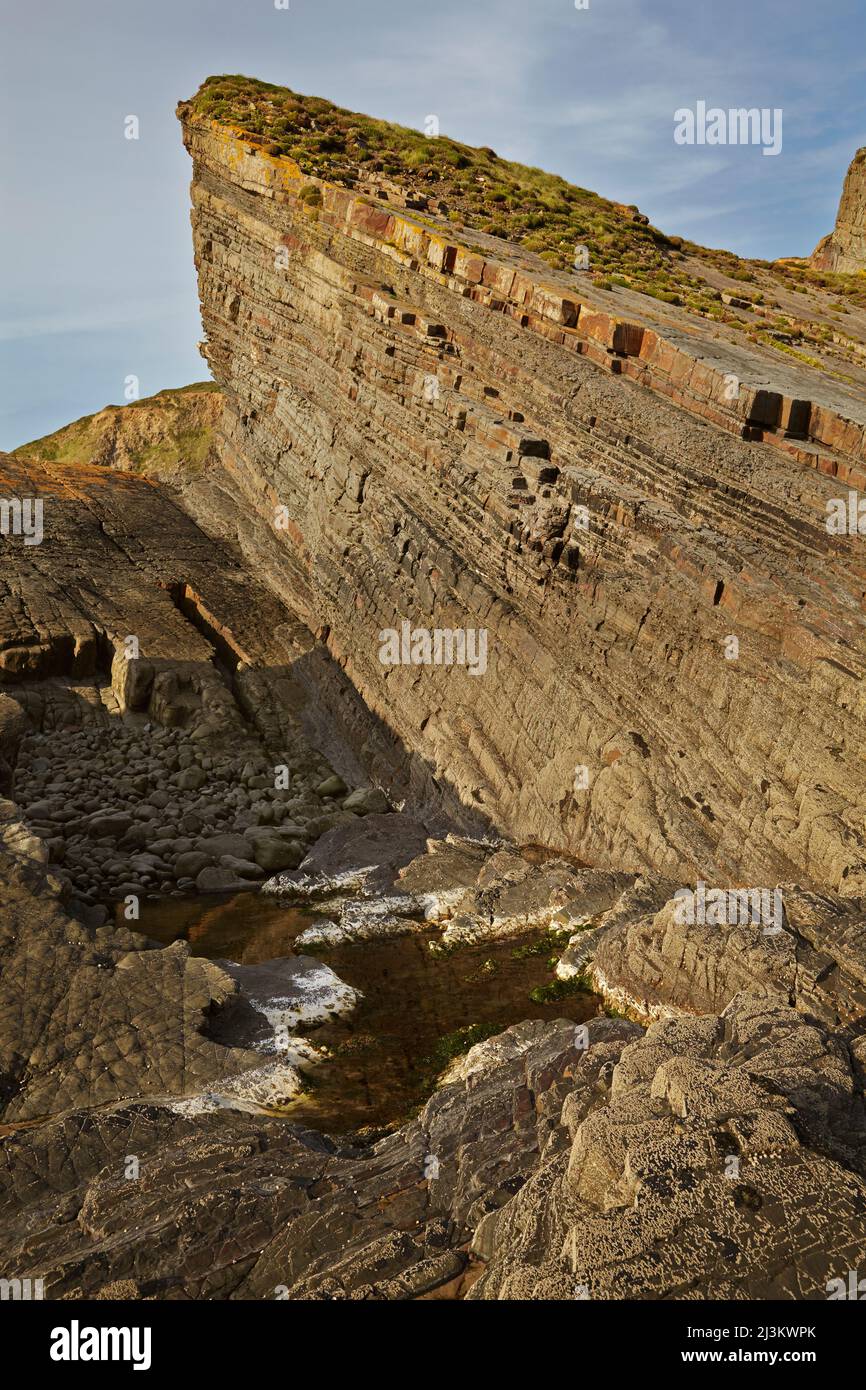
[131,892,601,1137]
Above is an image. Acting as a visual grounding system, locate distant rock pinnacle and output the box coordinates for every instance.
[811,146,866,273]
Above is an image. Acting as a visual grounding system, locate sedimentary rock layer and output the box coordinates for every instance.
[0,448,400,914]
[176,104,866,894]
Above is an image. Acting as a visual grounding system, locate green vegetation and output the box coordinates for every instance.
[13,382,220,478]
[511,937,552,960]
[185,75,717,301]
[423,1021,502,1074]
[529,974,592,1005]
[182,76,866,377]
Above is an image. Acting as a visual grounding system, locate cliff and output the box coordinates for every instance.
[173,77,866,895]
[812,146,866,275]
[4,83,866,1299]
[14,382,222,483]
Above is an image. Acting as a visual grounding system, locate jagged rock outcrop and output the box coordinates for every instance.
[812,148,866,274]
[175,84,866,897]
[5,991,866,1300]
[590,882,866,1026]
[470,996,866,1300]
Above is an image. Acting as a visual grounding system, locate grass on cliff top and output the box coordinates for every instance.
[184,75,866,342]
[13,382,220,476]
[185,75,713,302]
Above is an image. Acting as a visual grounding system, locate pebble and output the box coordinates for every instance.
[9,722,366,909]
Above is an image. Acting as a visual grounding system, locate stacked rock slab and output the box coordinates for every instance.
[0,449,386,908]
[0,449,355,761]
[177,102,866,896]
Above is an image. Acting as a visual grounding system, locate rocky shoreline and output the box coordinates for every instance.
[3,77,866,1302]
[4,770,866,1298]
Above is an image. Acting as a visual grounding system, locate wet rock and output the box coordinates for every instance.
[315,775,348,797]
[0,1013,597,1298]
[195,865,254,894]
[342,787,389,815]
[196,833,252,861]
[219,854,265,879]
[251,835,305,873]
[267,813,430,897]
[87,811,134,838]
[0,847,266,1121]
[220,956,361,1038]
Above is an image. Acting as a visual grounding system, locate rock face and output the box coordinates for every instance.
[591,882,866,1026]
[0,1014,598,1299]
[177,91,866,897]
[3,799,866,1298]
[0,448,392,910]
[5,978,866,1300]
[812,148,866,274]
[0,846,311,1122]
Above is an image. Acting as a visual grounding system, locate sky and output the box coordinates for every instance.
[2,0,864,449]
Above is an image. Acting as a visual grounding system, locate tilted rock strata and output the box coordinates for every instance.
[176,105,866,897]
[181,78,866,380]
[4,88,866,1303]
[0,1016,600,1299]
[0,847,286,1122]
[0,449,394,908]
[590,883,866,1027]
[0,450,306,726]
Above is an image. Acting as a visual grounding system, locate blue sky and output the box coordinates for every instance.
[2,0,864,448]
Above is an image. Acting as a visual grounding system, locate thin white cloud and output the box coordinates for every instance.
[0,296,190,343]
